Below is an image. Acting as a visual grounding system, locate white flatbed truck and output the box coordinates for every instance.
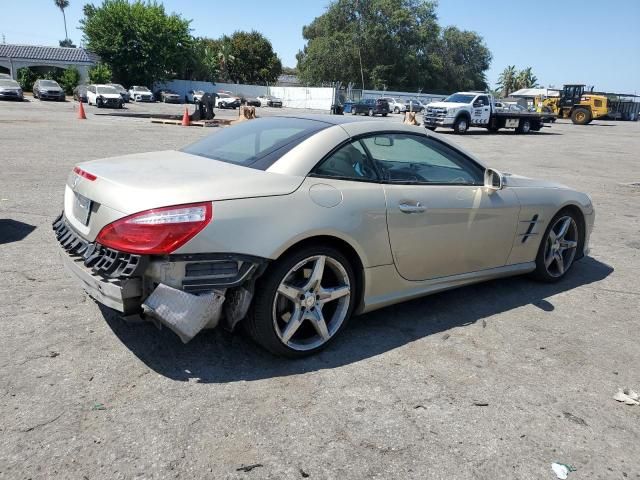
[424,92,550,134]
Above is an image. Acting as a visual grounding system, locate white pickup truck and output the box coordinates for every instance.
[424,92,548,134]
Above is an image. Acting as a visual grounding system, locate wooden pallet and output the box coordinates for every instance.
[150,118,232,127]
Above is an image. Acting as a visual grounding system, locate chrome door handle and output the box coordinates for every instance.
[398,202,426,214]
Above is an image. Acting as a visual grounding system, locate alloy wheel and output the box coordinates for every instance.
[272,255,351,351]
[543,216,578,277]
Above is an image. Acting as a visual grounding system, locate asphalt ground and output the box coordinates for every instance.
[1,96,639,479]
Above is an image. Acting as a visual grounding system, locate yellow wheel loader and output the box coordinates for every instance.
[535,84,609,125]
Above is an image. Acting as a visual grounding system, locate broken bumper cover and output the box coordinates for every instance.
[60,250,143,313]
[54,213,267,338]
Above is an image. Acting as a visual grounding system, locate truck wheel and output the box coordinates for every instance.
[394,107,400,114]
[453,116,469,134]
[368,109,374,116]
[571,108,591,125]
[516,119,531,134]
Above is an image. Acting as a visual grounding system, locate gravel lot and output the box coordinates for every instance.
[1,97,639,480]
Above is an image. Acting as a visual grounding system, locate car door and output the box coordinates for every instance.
[472,95,491,125]
[360,132,521,281]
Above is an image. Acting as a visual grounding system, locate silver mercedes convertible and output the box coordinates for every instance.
[54,116,595,357]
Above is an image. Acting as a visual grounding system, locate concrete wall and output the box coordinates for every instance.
[155,79,335,111]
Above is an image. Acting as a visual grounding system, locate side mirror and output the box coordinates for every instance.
[484,168,504,191]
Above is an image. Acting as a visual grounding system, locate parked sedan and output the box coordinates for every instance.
[33,79,65,101]
[187,90,206,103]
[216,93,241,109]
[156,89,181,103]
[0,78,24,101]
[54,115,594,357]
[403,99,425,113]
[351,98,389,116]
[86,84,124,109]
[380,97,405,114]
[73,85,88,103]
[257,95,283,107]
[128,86,154,102]
[242,96,262,107]
[108,84,130,103]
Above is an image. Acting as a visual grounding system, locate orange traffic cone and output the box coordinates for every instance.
[77,100,87,120]
[181,106,190,126]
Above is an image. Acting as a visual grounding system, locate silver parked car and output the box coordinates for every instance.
[54,116,595,357]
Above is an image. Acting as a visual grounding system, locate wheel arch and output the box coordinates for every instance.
[271,234,366,314]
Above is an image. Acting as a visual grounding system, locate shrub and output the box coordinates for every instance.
[88,63,112,84]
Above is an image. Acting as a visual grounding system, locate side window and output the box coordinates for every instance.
[478,96,489,106]
[313,141,378,181]
[594,99,602,107]
[361,134,484,185]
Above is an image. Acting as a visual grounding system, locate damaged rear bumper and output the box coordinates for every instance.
[54,213,268,340]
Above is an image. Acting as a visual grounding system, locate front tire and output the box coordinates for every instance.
[532,209,581,282]
[453,116,469,134]
[571,107,591,125]
[245,246,356,358]
[368,108,374,116]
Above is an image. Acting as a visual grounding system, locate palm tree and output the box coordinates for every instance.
[217,42,235,81]
[496,65,517,97]
[54,0,70,43]
[515,67,539,90]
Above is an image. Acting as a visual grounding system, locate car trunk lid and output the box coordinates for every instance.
[64,150,305,240]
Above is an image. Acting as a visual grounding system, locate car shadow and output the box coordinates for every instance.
[101,256,612,384]
[0,219,36,245]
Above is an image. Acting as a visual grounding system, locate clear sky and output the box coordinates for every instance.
[1,0,638,93]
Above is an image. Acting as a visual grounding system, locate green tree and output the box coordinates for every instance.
[496,65,517,97]
[88,63,112,84]
[185,37,220,81]
[515,67,539,90]
[17,68,38,91]
[296,0,490,92]
[434,26,491,91]
[54,0,70,44]
[58,66,81,94]
[216,39,235,82]
[226,31,282,84]
[80,0,192,87]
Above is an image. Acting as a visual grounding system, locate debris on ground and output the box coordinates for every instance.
[614,389,640,405]
[299,468,310,478]
[562,412,588,426]
[442,334,450,341]
[48,351,59,358]
[473,401,489,407]
[236,463,263,472]
[91,403,107,411]
[551,462,576,479]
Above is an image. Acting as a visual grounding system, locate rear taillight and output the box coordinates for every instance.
[73,166,97,181]
[96,202,212,255]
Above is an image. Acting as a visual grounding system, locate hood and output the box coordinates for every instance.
[0,86,21,92]
[70,150,305,214]
[42,86,63,92]
[97,93,122,99]
[503,173,569,189]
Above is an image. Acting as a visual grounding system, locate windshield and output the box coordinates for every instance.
[0,79,20,88]
[109,84,125,92]
[40,80,59,87]
[134,86,150,92]
[97,86,118,95]
[181,117,329,170]
[444,94,475,103]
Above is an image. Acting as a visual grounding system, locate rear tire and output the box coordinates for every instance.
[245,245,357,358]
[394,107,400,114]
[368,109,374,116]
[516,118,531,134]
[571,107,591,125]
